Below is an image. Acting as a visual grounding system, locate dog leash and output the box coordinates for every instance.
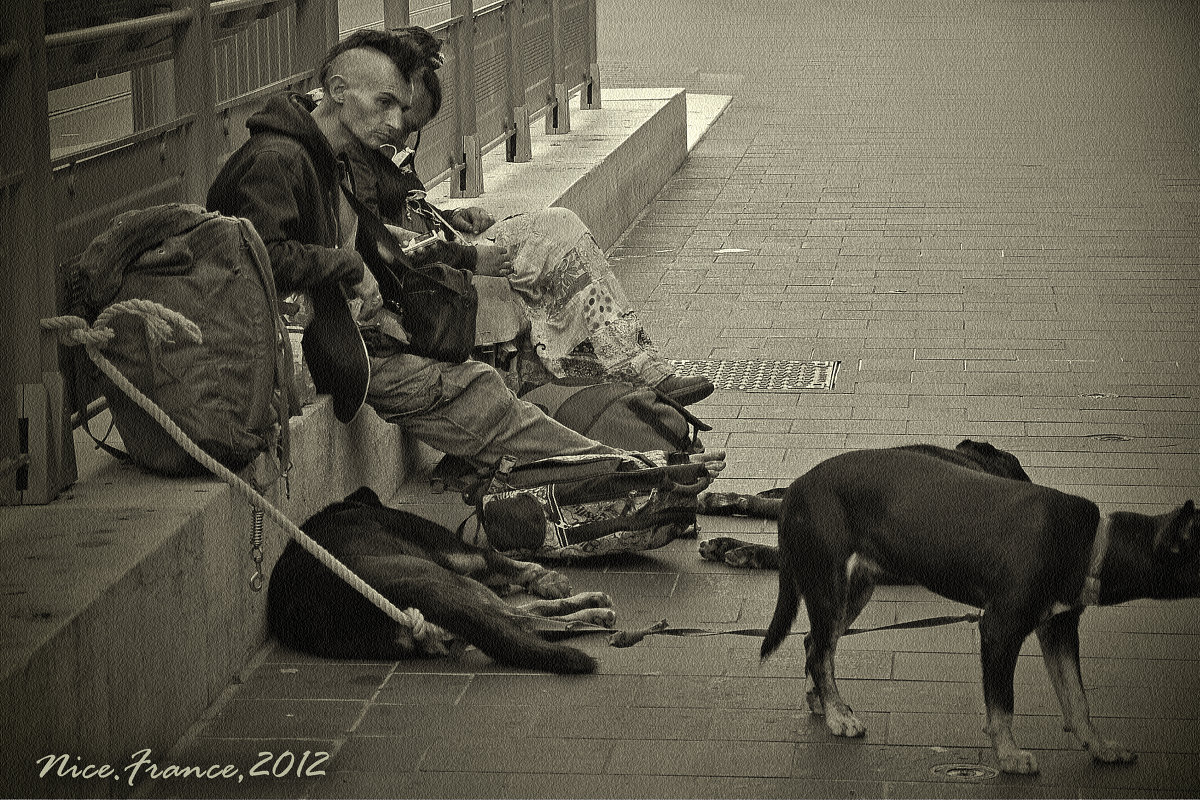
[527,611,982,648]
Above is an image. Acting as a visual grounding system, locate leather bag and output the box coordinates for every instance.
[344,187,478,363]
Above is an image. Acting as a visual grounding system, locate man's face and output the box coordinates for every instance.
[334,51,413,150]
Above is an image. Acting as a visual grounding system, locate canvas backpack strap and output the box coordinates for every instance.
[237,217,295,476]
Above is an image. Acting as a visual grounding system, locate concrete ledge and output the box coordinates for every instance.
[0,86,726,798]
[429,88,690,250]
[0,396,409,798]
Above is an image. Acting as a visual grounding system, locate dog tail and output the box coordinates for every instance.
[761,568,800,660]
[395,579,598,675]
[761,484,804,660]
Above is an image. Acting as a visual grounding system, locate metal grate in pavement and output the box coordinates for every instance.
[669,359,841,391]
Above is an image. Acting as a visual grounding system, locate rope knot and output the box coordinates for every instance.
[405,607,453,649]
[39,315,115,347]
[41,299,202,350]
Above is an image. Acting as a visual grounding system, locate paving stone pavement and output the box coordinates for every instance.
[137,2,1199,798]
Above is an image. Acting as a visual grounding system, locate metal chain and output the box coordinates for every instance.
[249,508,265,591]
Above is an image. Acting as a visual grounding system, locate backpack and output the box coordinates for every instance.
[78,203,294,476]
[519,378,711,454]
[463,452,710,560]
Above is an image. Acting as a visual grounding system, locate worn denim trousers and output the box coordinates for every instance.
[365,335,618,468]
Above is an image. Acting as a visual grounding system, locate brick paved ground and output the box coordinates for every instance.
[140,2,1199,798]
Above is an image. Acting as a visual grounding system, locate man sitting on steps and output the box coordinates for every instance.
[205,30,726,477]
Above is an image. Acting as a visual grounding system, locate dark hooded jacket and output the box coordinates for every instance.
[342,139,478,273]
[206,93,365,296]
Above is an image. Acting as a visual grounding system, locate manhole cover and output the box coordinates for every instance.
[1087,433,1132,442]
[930,763,999,780]
[670,359,841,391]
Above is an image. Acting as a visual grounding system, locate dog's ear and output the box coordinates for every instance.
[344,486,383,507]
[1154,500,1197,558]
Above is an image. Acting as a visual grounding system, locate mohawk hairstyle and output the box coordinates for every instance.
[315,29,425,90]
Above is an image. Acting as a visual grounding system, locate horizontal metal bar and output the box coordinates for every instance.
[216,70,314,112]
[0,39,23,63]
[45,8,195,50]
[423,166,455,190]
[340,18,385,36]
[70,398,110,431]
[210,0,288,16]
[481,126,513,156]
[49,90,133,121]
[426,14,465,34]
[474,0,509,17]
[50,115,196,171]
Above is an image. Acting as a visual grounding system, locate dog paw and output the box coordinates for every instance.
[699,537,735,561]
[569,608,617,627]
[720,545,759,568]
[697,493,749,516]
[825,708,867,738]
[805,688,825,715]
[570,591,613,609]
[529,570,571,599]
[998,750,1039,775]
[1089,741,1137,765]
[699,536,751,562]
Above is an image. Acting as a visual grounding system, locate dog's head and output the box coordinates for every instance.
[343,486,384,507]
[955,439,1032,482]
[309,486,385,522]
[1151,500,1200,596]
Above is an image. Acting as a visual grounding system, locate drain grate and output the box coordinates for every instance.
[669,359,841,392]
[929,763,999,781]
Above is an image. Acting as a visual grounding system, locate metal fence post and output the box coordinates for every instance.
[131,62,176,130]
[1,1,76,505]
[296,0,338,77]
[450,0,483,197]
[580,0,600,110]
[545,0,569,134]
[382,0,410,32]
[505,0,531,161]
[174,0,218,203]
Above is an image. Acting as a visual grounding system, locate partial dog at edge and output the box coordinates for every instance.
[760,447,1199,774]
[700,439,1031,569]
[267,487,613,674]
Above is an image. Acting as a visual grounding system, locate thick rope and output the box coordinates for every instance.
[43,305,452,652]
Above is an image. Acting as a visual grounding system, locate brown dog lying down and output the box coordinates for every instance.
[761,446,1200,774]
[699,440,1031,569]
[267,487,613,674]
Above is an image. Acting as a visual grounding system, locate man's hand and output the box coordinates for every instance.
[348,266,384,321]
[474,243,513,277]
[449,207,495,235]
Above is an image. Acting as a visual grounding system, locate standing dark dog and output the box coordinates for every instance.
[268,487,613,674]
[760,447,1199,773]
[700,440,1032,569]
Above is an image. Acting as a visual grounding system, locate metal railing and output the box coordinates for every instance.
[1,0,600,504]
[353,0,601,194]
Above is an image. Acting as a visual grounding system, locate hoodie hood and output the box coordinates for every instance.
[246,93,340,185]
